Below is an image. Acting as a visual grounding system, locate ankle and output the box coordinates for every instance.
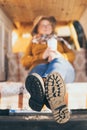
[43,77,46,82]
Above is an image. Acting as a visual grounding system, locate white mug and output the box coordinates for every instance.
[47,37,57,50]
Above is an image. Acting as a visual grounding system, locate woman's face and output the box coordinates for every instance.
[37,20,53,35]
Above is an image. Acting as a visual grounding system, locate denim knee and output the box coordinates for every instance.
[50,58,59,63]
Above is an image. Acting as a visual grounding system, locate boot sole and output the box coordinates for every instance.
[25,73,45,111]
[45,72,70,124]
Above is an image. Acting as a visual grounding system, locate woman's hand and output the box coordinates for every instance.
[48,51,57,62]
[42,47,58,62]
[42,47,51,59]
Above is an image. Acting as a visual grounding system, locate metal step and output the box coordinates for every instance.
[0,109,87,130]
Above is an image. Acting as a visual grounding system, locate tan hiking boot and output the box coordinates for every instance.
[44,72,70,124]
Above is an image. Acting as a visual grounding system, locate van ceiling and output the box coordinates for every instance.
[0,0,87,27]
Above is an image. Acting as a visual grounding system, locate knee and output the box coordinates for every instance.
[50,58,59,63]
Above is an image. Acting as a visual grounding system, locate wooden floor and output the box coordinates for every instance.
[0,110,87,130]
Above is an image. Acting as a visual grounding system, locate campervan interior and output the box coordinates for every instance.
[0,1,87,129]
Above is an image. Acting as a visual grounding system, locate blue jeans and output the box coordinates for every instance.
[29,57,75,83]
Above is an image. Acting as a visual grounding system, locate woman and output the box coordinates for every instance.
[21,16,75,124]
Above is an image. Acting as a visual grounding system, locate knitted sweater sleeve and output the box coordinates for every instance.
[21,42,43,68]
